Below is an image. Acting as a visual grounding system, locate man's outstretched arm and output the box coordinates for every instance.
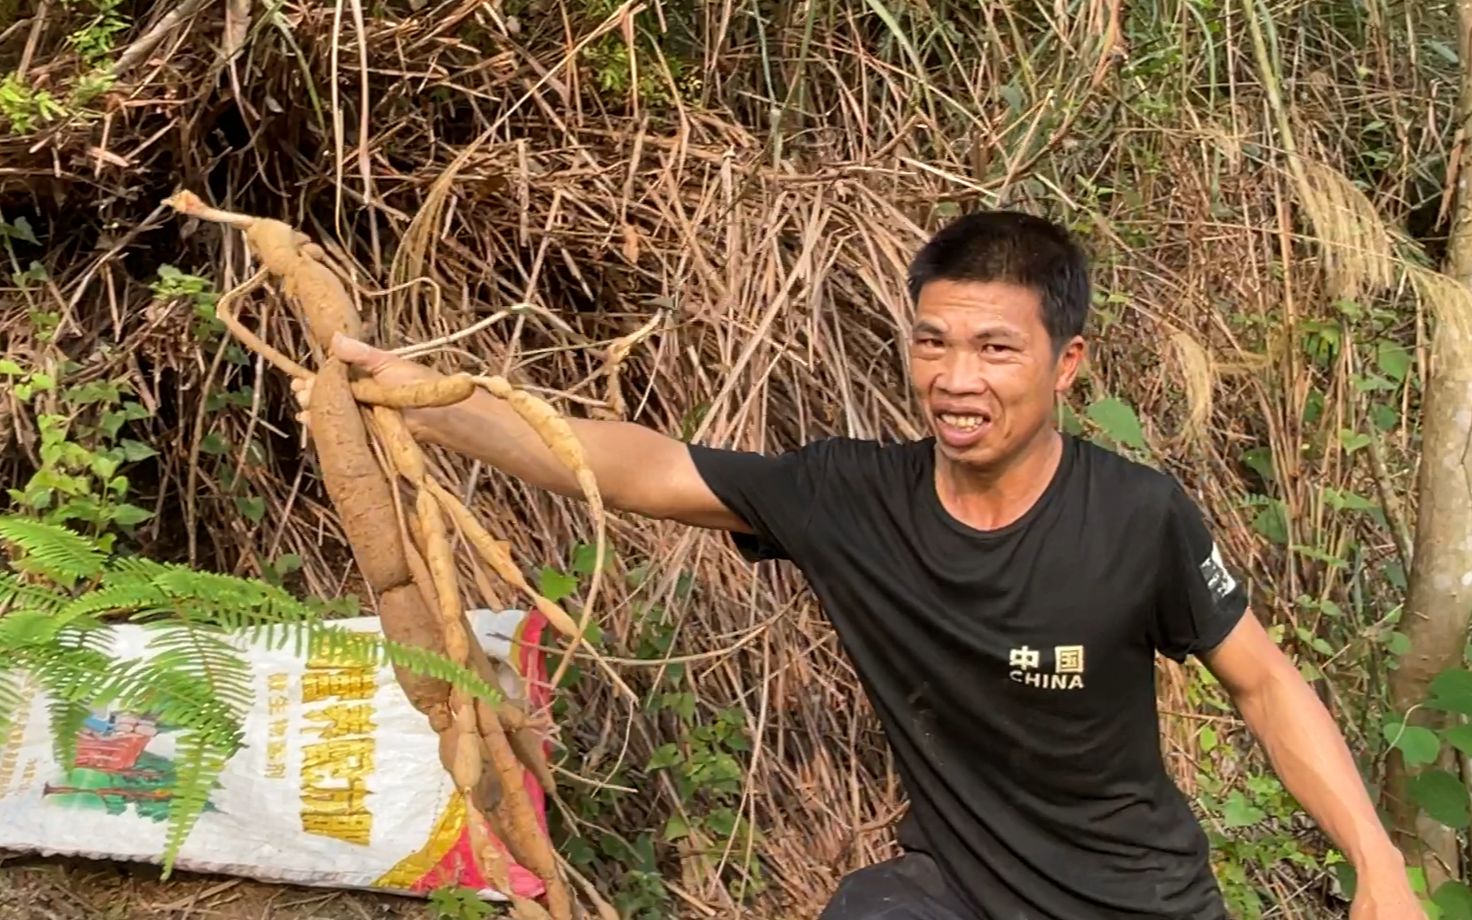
[316,334,750,533]
[1200,613,1421,917]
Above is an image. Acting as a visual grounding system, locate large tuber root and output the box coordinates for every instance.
[164,190,593,919]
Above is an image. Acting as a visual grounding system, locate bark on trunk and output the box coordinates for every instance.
[1380,0,1472,887]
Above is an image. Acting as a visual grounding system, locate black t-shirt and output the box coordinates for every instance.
[687,432,1249,919]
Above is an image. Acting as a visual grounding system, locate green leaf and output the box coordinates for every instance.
[538,567,578,603]
[1443,725,1472,759]
[1384,723,1442,767]
[1377,341,1412,383]
[0,359,23,375]
[1387,631,1412,656]
[1338,429,1372,452]
[1323,487,1378,512]
[1371,402,1399,431]
[1199,726,1217,753]
[663,814,691,842]
[998,81,1024,113]
[234,495,265,524]
[571,542,613,577]
[1426,39,1459,66]
[1433,880,1472,920]
[647,743,681,771]
[1290,544,1344,567]
[119,439,157,462]
[1427,669,1472,715]
[1409,769,1470,828]
[1251,500,1289,545]
[861,0,925,82]
[90,454,120,482]
[706,807,738,837]
[660,691,697,723]
[1085,397,1148,452]
[1221,790,1265,827]
[110,503,154,527]
[1240,447,1274,482]
[563,835,595,869]
[1056,402,1083,436]
[4,216,39,244]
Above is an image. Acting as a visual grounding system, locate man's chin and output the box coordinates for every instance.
[934,437,998,469]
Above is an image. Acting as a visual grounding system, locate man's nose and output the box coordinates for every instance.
[935,351,988,395]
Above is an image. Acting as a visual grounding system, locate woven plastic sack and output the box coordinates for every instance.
[0,606,553,902]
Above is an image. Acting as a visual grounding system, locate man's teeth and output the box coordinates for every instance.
[939,413,986,430]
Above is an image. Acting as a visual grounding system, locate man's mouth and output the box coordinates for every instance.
[937,412,988,431]
[933,409,994,447]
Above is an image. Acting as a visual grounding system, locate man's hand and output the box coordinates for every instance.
[289,333,747,532]
[1203,616,1424,919]
[1349,868,1426,918]
[290,333,442,428]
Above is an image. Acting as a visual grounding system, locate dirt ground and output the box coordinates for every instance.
[0,854,432,920]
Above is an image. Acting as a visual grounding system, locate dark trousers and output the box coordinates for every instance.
[817,852,974,919]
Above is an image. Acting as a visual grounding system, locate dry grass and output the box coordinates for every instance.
[0,856,426,919]
[0,0,1461,917]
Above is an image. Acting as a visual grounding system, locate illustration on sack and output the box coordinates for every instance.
[42,710,222,822]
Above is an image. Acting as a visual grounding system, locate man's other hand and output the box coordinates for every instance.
[290,333,441,426]
[1349,869,1428,919]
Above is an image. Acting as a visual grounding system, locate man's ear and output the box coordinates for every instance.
[1054,336,1087,392]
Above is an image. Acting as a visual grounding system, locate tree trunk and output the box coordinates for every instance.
[1381,0,1472,888]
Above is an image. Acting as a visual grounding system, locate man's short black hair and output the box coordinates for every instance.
[906,210,1090,349]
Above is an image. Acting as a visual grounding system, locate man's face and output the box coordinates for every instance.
[908,278,1084,471]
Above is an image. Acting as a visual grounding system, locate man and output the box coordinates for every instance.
[298,210,1420,918]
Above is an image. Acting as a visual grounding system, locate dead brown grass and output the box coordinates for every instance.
[0,856,426,919]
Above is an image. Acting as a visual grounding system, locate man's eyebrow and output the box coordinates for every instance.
[911,320,944,336]
[971,325,1024,342]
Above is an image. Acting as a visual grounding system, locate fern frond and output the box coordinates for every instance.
[308,625,504,707]
[20,644,126,769]
[19,644,118,696]
[57,580,172,622]
[0,665,27,743]
[100,658,243,748]
[46,696,92,769]
[22,646,242,753]
[54,622,115,655]
[143,624,254,723]
[0,609,69,648]
[160,731,231,878]
[0,516,106,586]
[0,572,67,615]
[9,645,109,767]
[128,564,319,634]
[151,566,304,612]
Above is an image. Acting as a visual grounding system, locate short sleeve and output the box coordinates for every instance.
[686,440,838,563]
[1151,479,1249,661]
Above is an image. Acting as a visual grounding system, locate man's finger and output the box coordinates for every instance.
[330,332,392,370]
